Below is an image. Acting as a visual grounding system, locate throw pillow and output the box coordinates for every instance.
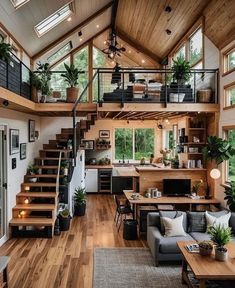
[159,211,186,234]
[205,211,231,229]
[187,212,206,233]
[161,215,187,237]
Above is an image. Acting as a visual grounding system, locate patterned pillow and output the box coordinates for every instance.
[187,212,206,233]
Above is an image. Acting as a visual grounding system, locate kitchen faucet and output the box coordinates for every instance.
[122,154,125,164]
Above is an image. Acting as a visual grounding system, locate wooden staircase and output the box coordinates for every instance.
[9,113,97,238]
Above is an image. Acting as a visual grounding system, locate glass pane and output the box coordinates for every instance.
[228,51,235,71]
[226,86,235,106]
[115,128,133,160]
[189,28,202,66]
[50,57,70,100]
[228,130,235,182]
[165,130,174,150]
[175,45,186,60]
[74,46,89,102]
[134,129,154,160]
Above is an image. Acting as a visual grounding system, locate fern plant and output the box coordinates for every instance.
[203,136,235,165]
[207,225,232,251]
[224,182,235,211]
[73,187,86,206]
[61,63,80,87]
[0,42,13,63]
[172,56,191,84]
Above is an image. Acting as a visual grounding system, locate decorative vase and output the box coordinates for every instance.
[59,216,71,231]
[215,247,228,261]
[74,203,86,216]
[29,177,37,183]
[67,87,79,103]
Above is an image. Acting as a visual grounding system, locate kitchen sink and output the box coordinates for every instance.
[113,163,156,167]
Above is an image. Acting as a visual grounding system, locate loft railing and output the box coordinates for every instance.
[0,53,31,99]
[95,68,219,106]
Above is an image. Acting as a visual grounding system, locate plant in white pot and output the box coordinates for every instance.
[61,63,80,103]
[27,164,39,182]
[208,225,232,261]
[60,160,69,176]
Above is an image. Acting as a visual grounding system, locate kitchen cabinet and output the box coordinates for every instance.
[98,169,112,193]
[85,169,98,193]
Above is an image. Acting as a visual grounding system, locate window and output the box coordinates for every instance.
[35,2,73,37]
[73,46,89,102]
[47,41,72,63]
[224,83,235,107]
[10,0,30,9]
[224,129,235,182]
[224,49,235,73]
[189,28,202,66]
[0,33,5,43]
[115,128,154,161]
[164,130,174,150]
[174,45,186,60]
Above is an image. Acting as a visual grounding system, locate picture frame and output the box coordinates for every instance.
[81,140,94,150]
[20,143,27,160]
[28,119,35,142]
[10,129,19,155]
[99,130,110,138]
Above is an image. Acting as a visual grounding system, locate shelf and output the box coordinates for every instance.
[180,142,206,145]
[188,153,203,155]
[188,128,205,130]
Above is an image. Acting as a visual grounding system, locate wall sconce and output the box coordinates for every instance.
[210,168,221,180]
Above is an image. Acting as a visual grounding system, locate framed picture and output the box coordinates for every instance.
[20,143,27,160]
[81,140,94,150]
[10,129,19,155]
[28,119,35,142]
[99,130,110,138]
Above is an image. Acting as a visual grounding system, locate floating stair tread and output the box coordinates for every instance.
[13,204,56,211]
[10,218,55,226]
[35,157,72,160]
[26,174,63,178]
[34,166,59,169]
[40,149,72,152]
[22,182,58,187]
[17,192,58,198]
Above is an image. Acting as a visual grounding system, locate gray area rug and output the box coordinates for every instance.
[93,247,232,288]
[93,247,184,288]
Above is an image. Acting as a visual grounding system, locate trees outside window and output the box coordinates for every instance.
[115,128,154,161]
[224,85,235,107]
[174,45,186,60]
[228,130,235,182]
[189,28,202,66]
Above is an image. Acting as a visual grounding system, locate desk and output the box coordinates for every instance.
[123,190,221,219]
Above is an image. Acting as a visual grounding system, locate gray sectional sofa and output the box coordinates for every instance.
[147,210,235,266]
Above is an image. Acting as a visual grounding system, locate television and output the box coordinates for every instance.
[163,179,191,196]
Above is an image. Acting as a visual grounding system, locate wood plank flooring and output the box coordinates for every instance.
[0,195,147,288]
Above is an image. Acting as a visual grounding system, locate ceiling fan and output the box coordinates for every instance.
[102,32,126,59]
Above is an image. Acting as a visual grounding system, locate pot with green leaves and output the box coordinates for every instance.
[208,225,232,261]
[61,160,69,176]
[172,56,191,86]
[73,187,86,216]
[58,208,71,231]
[0,42,13,63]
[35,62,52,102]
[61,63,80,103]
[27,164,39,182]
[198,241,213,256]
[224,182,235,212]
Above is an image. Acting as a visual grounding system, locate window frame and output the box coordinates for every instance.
[223,81,235,110]
[114,127,155,162]
[223,46,235,76]
[10,0,30,9]
[223,126,235,184]
[47,41,73,64]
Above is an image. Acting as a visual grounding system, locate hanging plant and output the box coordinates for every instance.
[202,136,235,165]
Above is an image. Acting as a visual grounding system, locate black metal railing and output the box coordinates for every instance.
[0,53,31,100]
[95,68,219,106]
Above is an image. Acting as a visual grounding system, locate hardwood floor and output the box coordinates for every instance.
[0,195,147,288]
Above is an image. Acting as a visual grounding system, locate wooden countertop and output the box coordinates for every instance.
[123,190,220,205]
[112,167,139,177]
[85,165,113,169]
[136,166,207,172]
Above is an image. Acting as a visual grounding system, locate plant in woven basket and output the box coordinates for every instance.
[224,182,235,212]
[198,241,213,256]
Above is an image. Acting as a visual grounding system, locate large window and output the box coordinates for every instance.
[73,46,89,102]
[224,83,235,108]
[189,28,202,66]
[174,45,186,60]
[115,128,154,161]
[225,129,235,182]
[224,48,235,74]
[47,41,72,64]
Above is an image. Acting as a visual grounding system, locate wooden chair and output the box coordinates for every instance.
[114,195,133,231]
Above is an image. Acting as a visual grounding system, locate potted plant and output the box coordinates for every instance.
[35,62,52,103]
[27,164,39,182]
[208,225,232,261]
[171,154,179,169]
[172,56,191,86]
[58,208,71,231]
[61,63,80,103]
[224,182,235,212]
[0,42,13,63]
[198,241,213,256]
[60,160,69,176]
[160,149,171,166]
[31,72,42,103]
[192,179,203,195]
[73,187,86,216]
[203,136,235,165]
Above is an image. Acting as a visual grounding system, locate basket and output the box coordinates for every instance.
[197,89,212,103]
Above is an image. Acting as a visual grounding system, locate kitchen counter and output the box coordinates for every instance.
[85,165,113,169]
[112,167,139,177]
[136,166,207,172]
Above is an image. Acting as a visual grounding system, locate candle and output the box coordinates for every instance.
[24,198,29,204]
[20,210,26,217]
[25,186,30,192]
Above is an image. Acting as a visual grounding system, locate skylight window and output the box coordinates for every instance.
[47,41,73,63]
[11,0,30,9]
[35,2,73,37]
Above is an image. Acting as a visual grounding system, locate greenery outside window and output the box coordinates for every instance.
[115,128,154,161]
[174,45,186,60]
[224,129,235,182]
[189,28,202,66]
[164,130,173,150]
[224,83,235,108]
[224,49,235,74]
[47,41,72,63]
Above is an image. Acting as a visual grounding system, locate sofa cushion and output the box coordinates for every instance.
[159,234,194,254]
[187,211,206,233]
[161,215,187,237]
[229,212,235,234]
[159,211,187,234]
[205,211,231,229]
[190,232,211,242]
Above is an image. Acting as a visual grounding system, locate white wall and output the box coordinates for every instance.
[204,36,220,69]
[0,108,41,244]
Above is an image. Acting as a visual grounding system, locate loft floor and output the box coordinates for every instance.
[0,195,146,288]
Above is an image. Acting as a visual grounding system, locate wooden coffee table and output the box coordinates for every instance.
[177,241,235,288]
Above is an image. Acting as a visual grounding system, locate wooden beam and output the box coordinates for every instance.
[111,0,119,31]
[116,28,161,64]
[32,1,113,60]
[88,40,93,103]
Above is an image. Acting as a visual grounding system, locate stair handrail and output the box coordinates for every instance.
[72,70,98,165]
[56,152,62,195]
